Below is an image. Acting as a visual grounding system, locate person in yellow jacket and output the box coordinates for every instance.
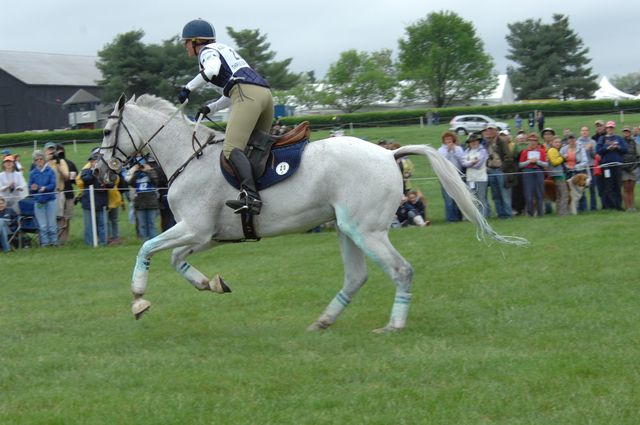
[75,158,123,245]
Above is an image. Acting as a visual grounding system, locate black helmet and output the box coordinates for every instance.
[181,19,216,41]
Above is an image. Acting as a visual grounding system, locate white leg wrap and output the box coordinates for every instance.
[389,293,412,329]
[131,255,150,295]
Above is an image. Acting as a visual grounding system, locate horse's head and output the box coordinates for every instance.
[95,94,140,184]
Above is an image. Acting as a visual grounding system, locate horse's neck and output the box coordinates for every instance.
[146,122,219,180]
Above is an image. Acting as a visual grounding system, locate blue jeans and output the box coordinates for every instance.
[34,200,58,246]
[487,168,512,218]
[0,219,10,252]
[468,180,490,218]
[136,209,158,241]
[440,186,462,222]
[83,209,107,246]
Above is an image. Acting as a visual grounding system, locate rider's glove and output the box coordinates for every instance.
[195,105,211,122]
[178,87,191,104]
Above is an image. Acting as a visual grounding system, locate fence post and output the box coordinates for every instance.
[89,185,98,247]
[33,140,37,151]
[419,116,424,128]
[620,110,624,123]
[349,122,353,134]
[73,139,77,152]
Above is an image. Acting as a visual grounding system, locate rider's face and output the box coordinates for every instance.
[184,41,197,57]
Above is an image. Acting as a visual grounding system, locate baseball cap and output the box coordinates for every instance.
[484,124,498,130]
[499,129,510,136]
[594,120,604,126]
[526,133,539,141]
[44,142,57,149]
[605,121,616,128]
[622,126,631,132]
[566,133,576,140]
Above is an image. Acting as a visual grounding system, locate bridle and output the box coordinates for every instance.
[99,100,187,174]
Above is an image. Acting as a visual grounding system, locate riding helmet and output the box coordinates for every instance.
[181,19,216,40]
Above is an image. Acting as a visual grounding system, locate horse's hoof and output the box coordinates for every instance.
[209,274,232,294]
[132,298,151,320]
[307,320,331,332]
[372,325,402,334]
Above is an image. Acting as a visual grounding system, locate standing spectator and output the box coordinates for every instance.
[55,144,77,245]
[43,142,69,221]
[541,128,555,149]
[519,133,548,217]
[107,173,125,245]
[482,125,513,218]
[536,111,545,133]
[28,150,58,247]
[514,114,523,131]
[592,120,607,143]
[527,112,535,129]
[510,133,529,215]
[560,133,589,179]
[126,158,160,241]
[156,166,176,232]
[77,152,112,246]
[596,121,627,210]
[620,126,638,211]
[547,136,569,216]
[577,126,598,211]
[461,133,489,217]
[437,131,464,222]
[0,155,27,213]
[0,196,17,252]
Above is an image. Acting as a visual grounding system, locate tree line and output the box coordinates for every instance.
[96,11,633,114]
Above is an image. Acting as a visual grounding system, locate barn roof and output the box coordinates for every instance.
[0,50,101,86]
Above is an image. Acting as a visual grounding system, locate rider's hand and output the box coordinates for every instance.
[195,105,211,122]
[178,87,191,104]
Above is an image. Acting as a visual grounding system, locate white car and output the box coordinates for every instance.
[448,115,509,135]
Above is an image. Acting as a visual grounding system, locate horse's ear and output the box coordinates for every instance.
[117,93,127,112]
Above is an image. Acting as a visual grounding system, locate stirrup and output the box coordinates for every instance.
[225,190,262,215]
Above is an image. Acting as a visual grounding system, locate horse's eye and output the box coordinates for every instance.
[103,129,112,137]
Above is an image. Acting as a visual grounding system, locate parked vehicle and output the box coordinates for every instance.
[448,115,509,135]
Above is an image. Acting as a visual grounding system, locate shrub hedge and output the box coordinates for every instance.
[2,99,640,147]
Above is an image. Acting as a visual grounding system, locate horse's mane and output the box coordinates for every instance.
[132,94,179,117]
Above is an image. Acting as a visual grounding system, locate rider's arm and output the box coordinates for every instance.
[206,96,232,113]
[185,49,222,91]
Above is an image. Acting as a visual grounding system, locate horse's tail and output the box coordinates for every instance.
[394,145,529,246]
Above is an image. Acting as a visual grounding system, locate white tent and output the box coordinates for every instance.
[593,76,636,100]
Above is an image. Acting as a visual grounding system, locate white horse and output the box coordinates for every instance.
[96,94,527,333]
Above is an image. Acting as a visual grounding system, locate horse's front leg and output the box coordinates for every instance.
[131,221,205,319]
[171,241,232,293]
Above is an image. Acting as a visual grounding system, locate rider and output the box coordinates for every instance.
[178,18,273,215]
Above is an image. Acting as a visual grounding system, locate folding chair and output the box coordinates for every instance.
[14,197,40,248]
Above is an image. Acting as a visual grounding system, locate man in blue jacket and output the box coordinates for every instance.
[28,150,58,247]
[596,121,628,210]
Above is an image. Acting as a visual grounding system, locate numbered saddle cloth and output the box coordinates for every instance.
[220,138,308,191]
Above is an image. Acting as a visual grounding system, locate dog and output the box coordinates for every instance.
[543,173,589,215]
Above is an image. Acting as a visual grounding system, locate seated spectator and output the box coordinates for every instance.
[0,155,27,213]
[76,151,112,246]
[395,191,430,227]
[547,136,569,216]
[518,133,548,217]
[28,150,58,247]
[461,133,489,217]
[437,131,464,222]
[126,157,160,241]
[0,196,17,252]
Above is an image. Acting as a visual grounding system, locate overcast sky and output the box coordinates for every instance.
[1,0,637,81]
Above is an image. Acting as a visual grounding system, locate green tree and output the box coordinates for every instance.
[321,49,397,113]
[506,14,598,100]
[397,11,496,108]
[226,27,300,90]
[611,72,640,95]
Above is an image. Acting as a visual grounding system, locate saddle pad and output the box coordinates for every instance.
[221,139,308,191]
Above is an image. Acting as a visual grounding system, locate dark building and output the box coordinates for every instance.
[0,50,102,133]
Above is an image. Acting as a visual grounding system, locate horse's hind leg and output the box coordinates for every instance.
[171,241,232,294]
[308,229,368,331]
[346,229,414,333]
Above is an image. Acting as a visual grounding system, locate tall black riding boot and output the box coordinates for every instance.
[225,148,262,215]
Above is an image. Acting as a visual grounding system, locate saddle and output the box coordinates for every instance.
[221,121,310,180]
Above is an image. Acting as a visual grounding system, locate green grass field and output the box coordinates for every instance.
[1,114,639,424]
